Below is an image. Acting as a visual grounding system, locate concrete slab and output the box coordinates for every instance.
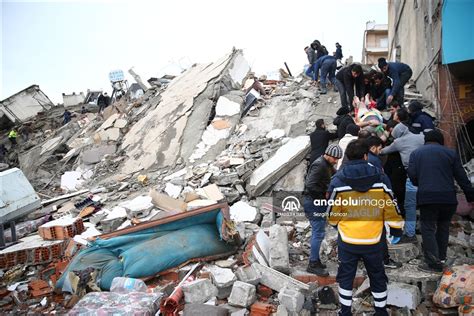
[273,160,307,192]
[81,145,117,164]
[215,96,241,116]
[40,136,63,155]
[247,136,310,197]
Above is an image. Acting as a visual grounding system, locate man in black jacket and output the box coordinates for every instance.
[304,144,343,276]
[333,107,355,139]
[310,119,338,164]
[335,64,364,110]
[408,130,474,272]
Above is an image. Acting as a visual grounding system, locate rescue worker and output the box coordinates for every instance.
[313,55,338,94]
[328,139,404,316]
[378,58,412,106]
[8,129,18,146]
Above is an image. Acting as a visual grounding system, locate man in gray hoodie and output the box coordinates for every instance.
[381,123,424,243]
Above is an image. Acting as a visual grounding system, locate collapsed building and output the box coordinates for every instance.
[0,47,472,315]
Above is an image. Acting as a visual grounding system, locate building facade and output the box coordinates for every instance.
[387,0,474,162]
[362,21,389,65]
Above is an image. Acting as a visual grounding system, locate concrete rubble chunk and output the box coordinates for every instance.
[228,281,257,308]
[235,265,261,286]
[215,96,241,117]
[98,127,120,141]
[247,136,310,197]
[277,286,305,313]
[183,303,229,316]
[81,145,117,165]
[230,201,258,223]
[388,242,420,263]
[209,266,237,299]
[114,118,128,128]
[275,305,289,316]
[252,263,310,293]
[182,278,218,304]
[269,224,290,273]
[387,282,421,310]
[164,182,183,199]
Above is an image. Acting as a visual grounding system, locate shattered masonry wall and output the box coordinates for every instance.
[120,50,249,175]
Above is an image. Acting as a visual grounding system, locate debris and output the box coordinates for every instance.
[228,281,257,307]
[165,182,183,199]
[209,266,237,299]
[247,136,310,197]
[183,303,230,316]
[388,243,420,263]
[235,265,261,286]
[110,277,148,293]
[230,201,258,222]
[252,263,310,292]
[38,217,85,240]
[277,286,305,313]
[216,96,241,117]
[387,282,422,310]
[150,189,187,212]
[81,145,116,165]
[182,279,218,304]
[269,225,290,273]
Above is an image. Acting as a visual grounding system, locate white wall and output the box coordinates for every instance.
[0,86,53,123]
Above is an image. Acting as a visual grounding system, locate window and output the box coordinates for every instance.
[380,37,388,48]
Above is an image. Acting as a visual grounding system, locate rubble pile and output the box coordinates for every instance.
[0,49,473,314]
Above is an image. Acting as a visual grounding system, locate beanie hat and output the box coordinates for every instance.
[378,57,388,69]
[424,129,444,145]
[325,144,343,159]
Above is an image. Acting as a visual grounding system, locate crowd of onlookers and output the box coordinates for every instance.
[303,39,474,316]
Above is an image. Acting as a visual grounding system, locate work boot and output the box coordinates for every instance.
[418,263,443,274]
[384,258,402,269]
[398,234,418,244]
[307,260,329,276]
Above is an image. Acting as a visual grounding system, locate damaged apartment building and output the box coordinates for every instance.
[0,6,473,313]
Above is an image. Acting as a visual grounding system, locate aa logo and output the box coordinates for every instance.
[281,196,301,212]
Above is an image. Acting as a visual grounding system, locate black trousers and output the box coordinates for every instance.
[337,241,388,316]
[394,69,413,105]
[419,204,456,267]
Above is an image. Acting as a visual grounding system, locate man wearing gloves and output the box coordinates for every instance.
[328,140,404,316]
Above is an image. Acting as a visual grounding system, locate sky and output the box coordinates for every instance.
[1,0,388,104]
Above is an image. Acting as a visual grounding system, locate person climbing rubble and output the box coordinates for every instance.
[378,57,412,106]
[309,119,339,164]
[312,55,338,94]
[304,143,343,276]
[8,128,18,146]
[328,139,404,316]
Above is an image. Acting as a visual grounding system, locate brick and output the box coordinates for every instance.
[277,287,304,313]
[249,302,274,316]
[228,281,257,308]
[38,217,85,240]
[387,282,421,310]
[257,285,273,298]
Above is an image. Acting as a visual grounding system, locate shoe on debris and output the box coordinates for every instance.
[398,234,418,244]
[384,258,402,269]
[418,263,443,274]
[307,260,329,277]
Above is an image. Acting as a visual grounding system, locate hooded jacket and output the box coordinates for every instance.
[408,143,474,205]
[380,123,424,169]
[306,47,316,64]
[409,110,435,134]
[313,55,337,81]
[387,62,412,97]
[327,160,403,245]
[333,114,355,139]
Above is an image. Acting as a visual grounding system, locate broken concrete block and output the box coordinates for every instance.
[183,304,229,316]
[215,96,241,117]
[229,201,258,223]
[209,266,237,299]
[266,129,285,140]
[388,243,419,263]
[235,266,261,286]
[120,196,154,219]
[99,127,120,141]
[252,263,310,293]
[60,171,84,192]
[182,279,218,304]
[228,281,257,308]
[260,211,276,228]
[386,265,440,301]
[275,305,289,316]
[387,282,421,310]
[114,118,128,128]
[269,225,290,273]
[214,172,240,186]
[164,183,182,199]
[247,136,310,197]
[277,287,304,313]
[82,145,117,165]
[273,161,307,192]
[220,187,240,204]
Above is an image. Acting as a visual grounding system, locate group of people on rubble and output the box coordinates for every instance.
[303,44,474,315]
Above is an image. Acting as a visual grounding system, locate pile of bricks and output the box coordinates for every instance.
[38,217,85,240]
[0,236,68,270]
[29,279,52,298]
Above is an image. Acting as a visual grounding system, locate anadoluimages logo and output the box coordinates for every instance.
[281,195,301,212]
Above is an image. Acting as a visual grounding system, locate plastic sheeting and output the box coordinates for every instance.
[57,208,236,291]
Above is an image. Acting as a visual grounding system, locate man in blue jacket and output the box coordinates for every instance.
[378,58,412,106]
[408,130,474,272]
[407,101,435,134]
[313,55,338,94]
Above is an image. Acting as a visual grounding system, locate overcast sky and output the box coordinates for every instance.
[1,0,387,104]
